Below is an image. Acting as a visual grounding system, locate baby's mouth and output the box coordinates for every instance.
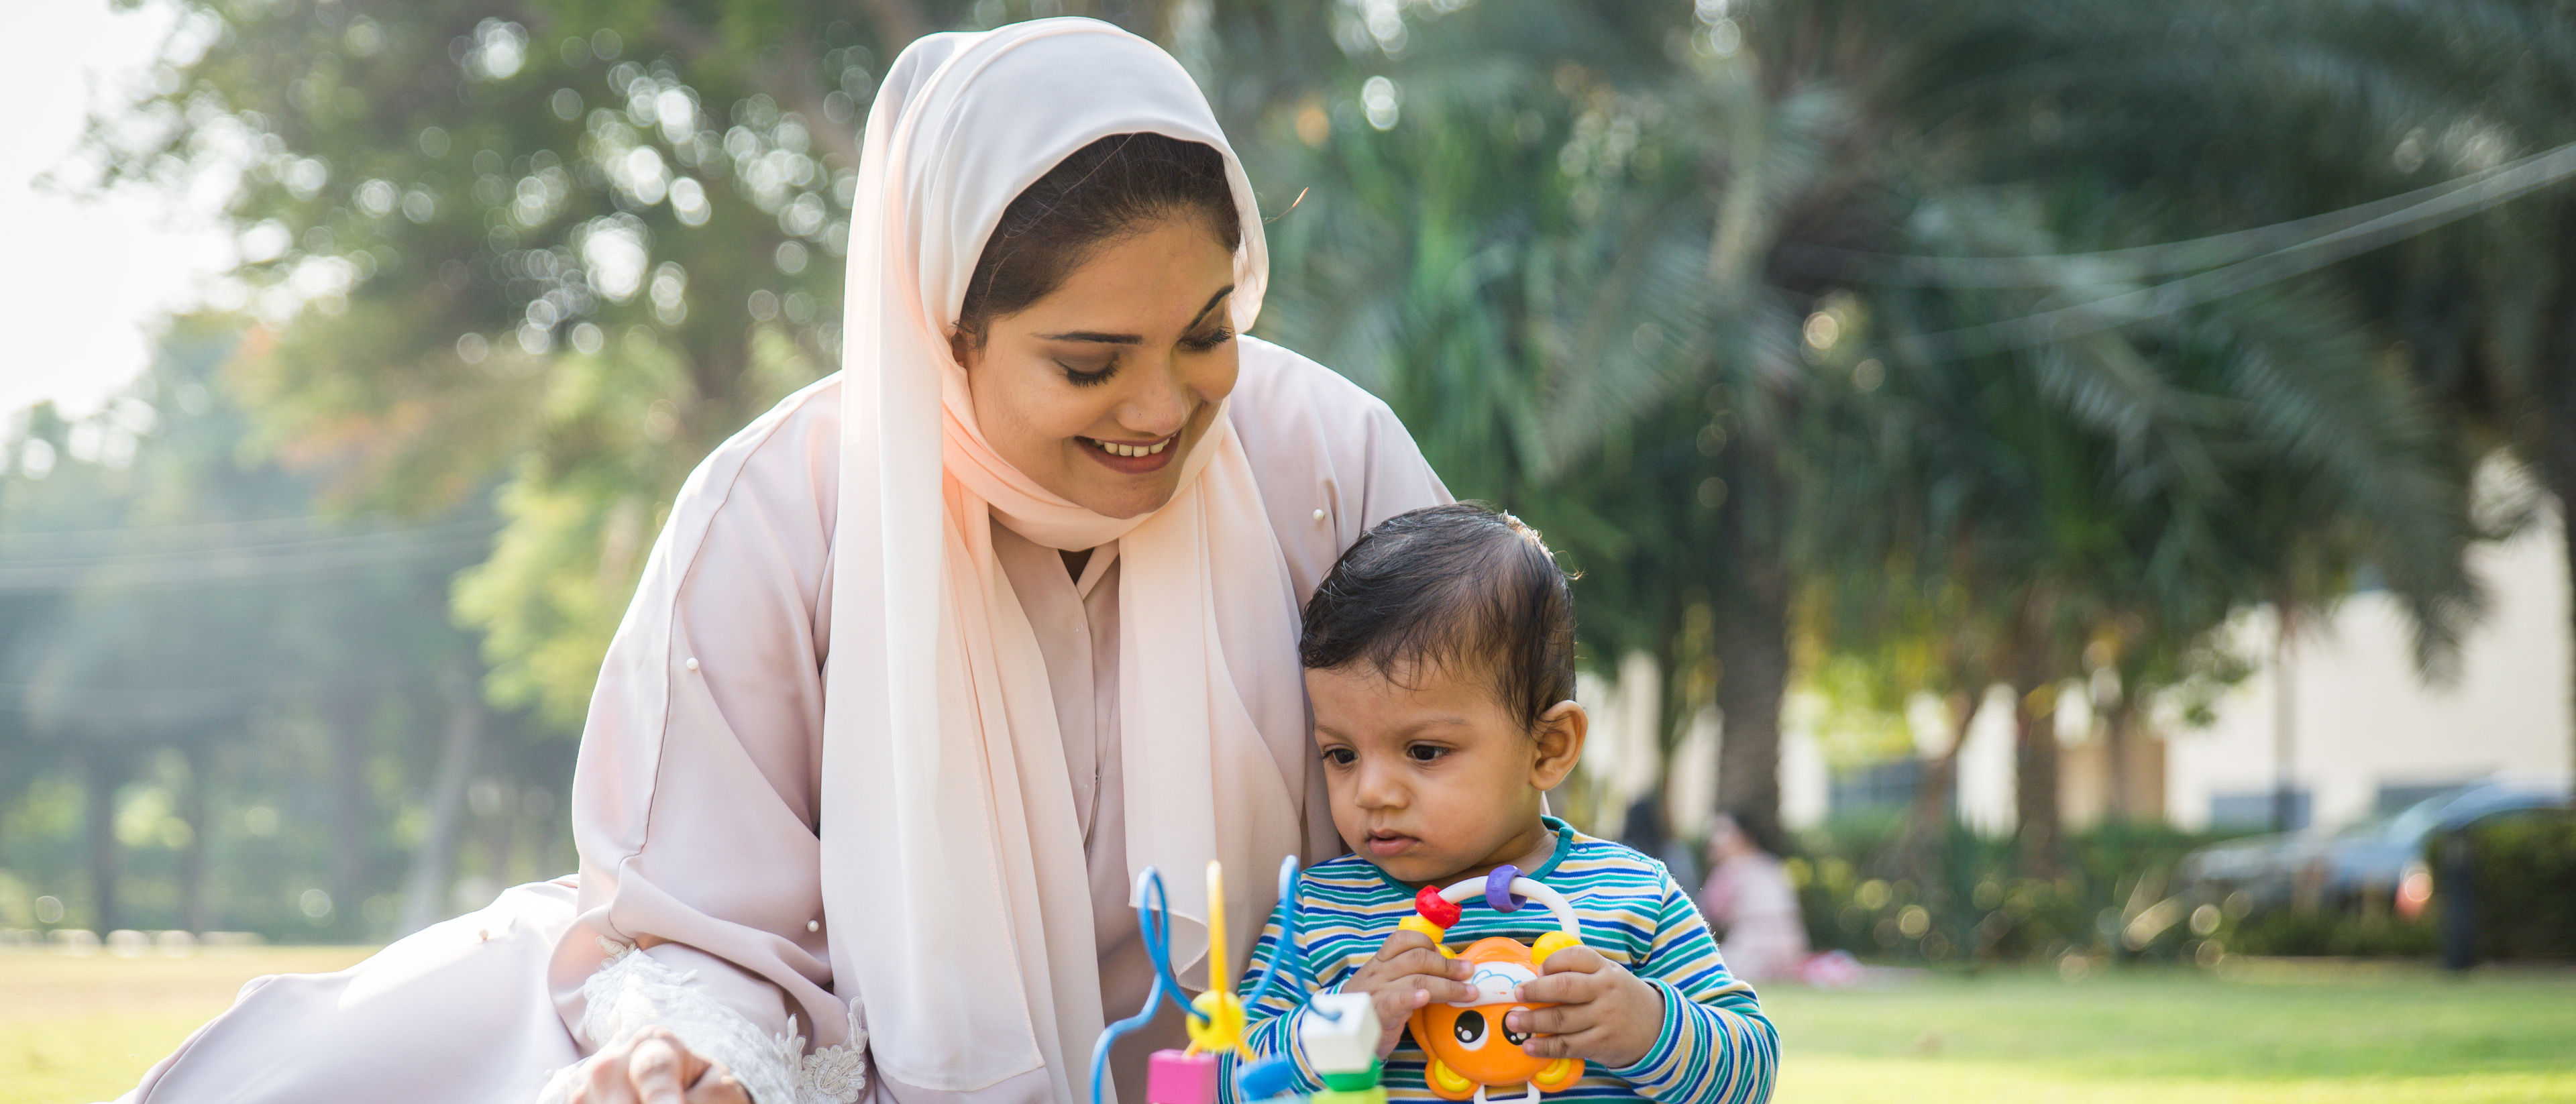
[1365,830,1418,857]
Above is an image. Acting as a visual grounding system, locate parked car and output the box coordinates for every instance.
[2178,780,2571,912]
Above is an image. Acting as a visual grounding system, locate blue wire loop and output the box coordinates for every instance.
[1088,858,1304,1104]
[1240,855,1301,1015]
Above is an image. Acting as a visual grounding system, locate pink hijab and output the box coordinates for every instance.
[821,19,1305,1100]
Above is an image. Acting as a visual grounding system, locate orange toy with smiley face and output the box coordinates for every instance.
[1407,935,1585,1101]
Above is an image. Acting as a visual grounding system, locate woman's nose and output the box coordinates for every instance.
[1114,357,1191,436]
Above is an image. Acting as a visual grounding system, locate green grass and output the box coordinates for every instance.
[3,951,2571,1103]
[0,946,373,1104]
[1764,960,2576,1103]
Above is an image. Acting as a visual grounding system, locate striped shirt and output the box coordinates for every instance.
[1232,818,1778,1104]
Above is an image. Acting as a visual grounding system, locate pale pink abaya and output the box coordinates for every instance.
[116,18,1445,1104]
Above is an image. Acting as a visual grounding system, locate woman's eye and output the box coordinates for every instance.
[1405,744,1446,763]
[1179,327,1234,352]
[1057,359,1116,387]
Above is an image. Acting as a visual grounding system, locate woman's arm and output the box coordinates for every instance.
[543,376,861,1104]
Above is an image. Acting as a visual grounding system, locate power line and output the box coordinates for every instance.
[1790,136,2576,288]
[1900,136,2576,360]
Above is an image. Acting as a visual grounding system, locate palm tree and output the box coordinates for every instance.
[1224,0,2494,863]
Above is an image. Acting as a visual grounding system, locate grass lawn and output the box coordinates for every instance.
[3,950,2571,1103]
[1,946,370,1104]
[1765,960,2576,1103]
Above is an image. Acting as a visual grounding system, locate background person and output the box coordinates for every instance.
[1695,812,1809,985]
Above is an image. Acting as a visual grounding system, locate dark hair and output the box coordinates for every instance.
[955,132,1240,344]
[1714,808,1792,861]
[1299,503,1578,730]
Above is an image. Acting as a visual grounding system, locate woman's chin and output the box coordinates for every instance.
[1053,471,1179,520]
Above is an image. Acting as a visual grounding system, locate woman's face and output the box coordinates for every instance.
[953,215,1240,521]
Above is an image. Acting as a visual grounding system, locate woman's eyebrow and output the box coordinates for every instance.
[1031,286,1234,345]
[1185,285,1235,327]
[1033,330,1143,344]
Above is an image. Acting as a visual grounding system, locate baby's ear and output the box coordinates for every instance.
[1529,700,1587,791]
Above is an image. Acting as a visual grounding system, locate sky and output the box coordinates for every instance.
[0,0,235,422]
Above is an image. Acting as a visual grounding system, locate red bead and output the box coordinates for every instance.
[1415,883,1461,928]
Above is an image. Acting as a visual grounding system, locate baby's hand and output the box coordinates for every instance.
[1503,944,1664,1069]
[1340,929,1477,1056]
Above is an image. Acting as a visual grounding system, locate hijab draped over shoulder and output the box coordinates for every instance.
[827,18,1306,1099]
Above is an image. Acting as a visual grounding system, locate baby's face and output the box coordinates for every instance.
[1306,659,1547,885]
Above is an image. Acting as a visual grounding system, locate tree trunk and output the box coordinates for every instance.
[400,669,484,933]
[2542,201,2576,807]
[180,742,213,934]
[2102,698,2138,824]
[82,750,125,933]
[2008,619,2063,879]
[2013,686,2062,878]
[1900,689,1976,855]
[325,689,375,930]
[1711,446,1790,847]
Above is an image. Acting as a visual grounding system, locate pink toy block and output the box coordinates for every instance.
[1144,1049,1220,1104]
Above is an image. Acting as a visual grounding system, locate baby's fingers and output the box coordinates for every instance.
[1514,969,1604,1006]
[1503,1003,1580,1037]
[1517,1025,1607,1060]
[1366,946,1471,988]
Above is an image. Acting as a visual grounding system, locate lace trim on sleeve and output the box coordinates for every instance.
[537,941,869,1104]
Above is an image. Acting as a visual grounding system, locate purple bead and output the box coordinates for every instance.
[1485,864,1527,912]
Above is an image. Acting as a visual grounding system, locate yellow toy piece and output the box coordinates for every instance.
[1398,914,1456,953]
[1425,1056,1477,1097]
[1185,989,1246,1056]
[1183,861,1254,1059]
[1530,931,1582,967]
[1532,1058,1580,1091]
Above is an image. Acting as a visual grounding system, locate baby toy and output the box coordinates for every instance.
[1094,858,1585,1104]
[1096,857,1344,1104]
[1397,865,1587,1104]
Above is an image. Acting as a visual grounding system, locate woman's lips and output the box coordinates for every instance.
[1076,431,1180,475]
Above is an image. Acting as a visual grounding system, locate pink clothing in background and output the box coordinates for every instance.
[1697,852,1810,984]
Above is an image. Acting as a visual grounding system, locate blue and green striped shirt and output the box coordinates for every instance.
[1232,818,1778,1104]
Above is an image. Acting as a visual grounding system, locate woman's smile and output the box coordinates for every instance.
[1077,429,1181,473]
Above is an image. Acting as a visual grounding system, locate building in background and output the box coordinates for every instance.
[2163,513,2573,832]
[1576,508,2575,840]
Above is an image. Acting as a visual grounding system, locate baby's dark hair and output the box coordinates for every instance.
[1299,503,1577,730]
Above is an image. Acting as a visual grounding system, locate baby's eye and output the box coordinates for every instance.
[1321,747,1357,767]
[1405,744,1447,763]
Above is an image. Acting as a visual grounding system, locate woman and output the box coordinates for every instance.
[123,19,1446,1104]
[1695,812,1809,985]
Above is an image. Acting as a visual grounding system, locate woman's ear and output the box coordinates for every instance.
[947,326,978,370]
[1529,700,1588,792]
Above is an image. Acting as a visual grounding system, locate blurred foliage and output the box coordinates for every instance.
[1787,814,2243,967]
[5,0,2574,944]
[2448,810,2576,960]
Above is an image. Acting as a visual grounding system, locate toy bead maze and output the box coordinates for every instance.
[1094,859,1588,1104]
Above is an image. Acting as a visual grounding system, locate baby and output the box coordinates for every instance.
[1235,504,1778,1104]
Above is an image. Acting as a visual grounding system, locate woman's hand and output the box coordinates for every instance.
[1502,944,1666,1070]
[567,1028,753,1104]
[1343,929,1479,1057]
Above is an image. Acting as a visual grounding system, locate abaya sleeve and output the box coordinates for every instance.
[545,376,864,1104]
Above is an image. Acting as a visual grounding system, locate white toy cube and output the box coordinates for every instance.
[1299,991,1381,1074]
